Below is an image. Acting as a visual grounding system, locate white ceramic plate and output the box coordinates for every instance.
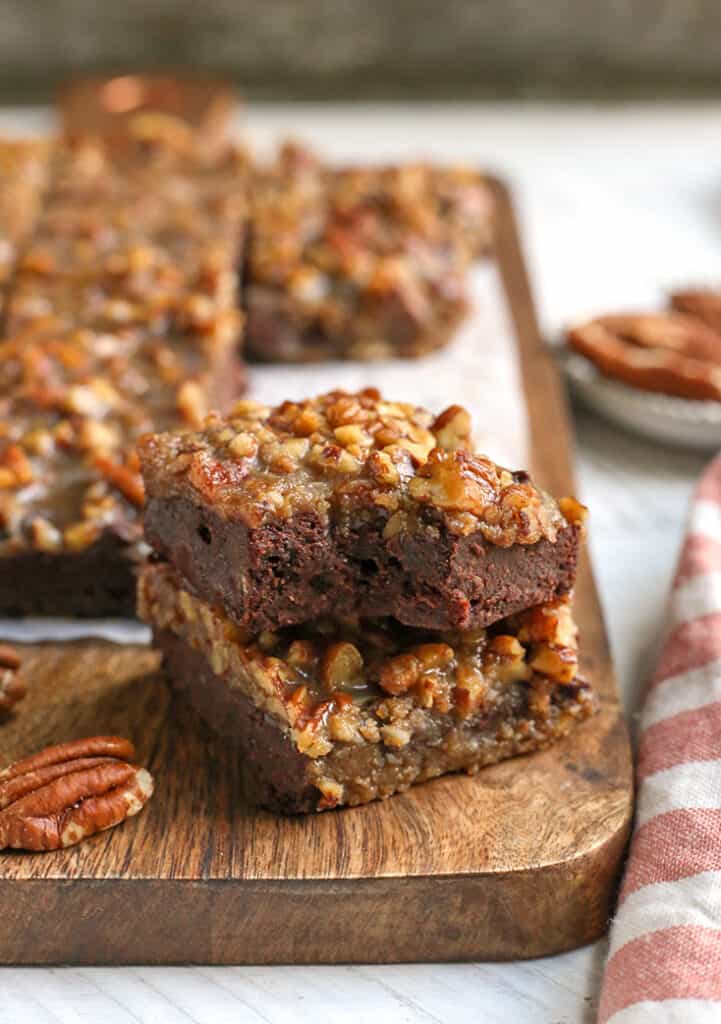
[557,344,721,452]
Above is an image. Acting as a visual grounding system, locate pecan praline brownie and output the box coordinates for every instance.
[244,144,495,362]
[140,389,585,634]
[139,562,593,813]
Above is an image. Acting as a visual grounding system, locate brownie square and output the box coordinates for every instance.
[244,144,495,361]
[140,389,585,634]
[139,561,593,813]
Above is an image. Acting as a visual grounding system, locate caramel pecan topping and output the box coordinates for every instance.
[140,389,580,546]
[407,449,565,545]
[94,452,145,507]
[0,643,25,714]
[139,563,582,760]
[0,736,153,851]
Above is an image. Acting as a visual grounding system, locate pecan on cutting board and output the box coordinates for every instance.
[0,644,25,714]
[0,736,154,851]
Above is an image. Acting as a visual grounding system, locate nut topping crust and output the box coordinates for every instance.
[139,562,587,764]
[0,735,153,851]
[140,388,580,545]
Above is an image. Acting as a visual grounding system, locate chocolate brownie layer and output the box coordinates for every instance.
[244,284,467,363]
[140,389,585,633]
[146,494,580,633]
[158,632,320,812]
[142,565,593,814]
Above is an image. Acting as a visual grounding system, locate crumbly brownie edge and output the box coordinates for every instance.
[155,627,592,814]
[143,493,581,633]
[156,628,320,812]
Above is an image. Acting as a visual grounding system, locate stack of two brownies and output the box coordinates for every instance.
[138,388,593,813]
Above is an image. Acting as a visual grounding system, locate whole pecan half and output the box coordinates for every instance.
[0,736,154,851]
[0,644,25,714]
[670,289,721,335]
[567,313,721,401]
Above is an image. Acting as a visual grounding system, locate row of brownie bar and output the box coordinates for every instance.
[137,388,594,812]
[0,132,249,614]
[0,127,495,617]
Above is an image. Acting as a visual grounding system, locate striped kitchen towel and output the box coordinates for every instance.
[598,453,721,1024]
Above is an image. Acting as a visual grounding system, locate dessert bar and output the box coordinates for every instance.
[0,135,248,616]
[139,562,593,813]
[140,389,585,634]
[57,74,235,155]
[245,144,495,361]
[0,319,240,615]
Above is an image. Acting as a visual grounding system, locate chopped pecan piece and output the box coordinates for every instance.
[319,641,364,694]
[0,735,154,851]
[94,453,146,507]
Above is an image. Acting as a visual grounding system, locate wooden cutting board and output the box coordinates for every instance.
[0,181,633,965]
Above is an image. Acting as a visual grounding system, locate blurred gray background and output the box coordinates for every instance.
[2,0,721,100]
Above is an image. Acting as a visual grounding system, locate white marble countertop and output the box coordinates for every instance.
[1,101,718,1024]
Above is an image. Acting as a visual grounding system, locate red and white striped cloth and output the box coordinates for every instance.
[598,454,721,1024]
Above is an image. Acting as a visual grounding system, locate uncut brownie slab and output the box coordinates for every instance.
[139,562,593,812]
[140,389,585,634]
[0,136,248,617]
[245,143,495,361]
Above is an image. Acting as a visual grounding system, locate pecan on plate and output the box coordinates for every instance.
[670,288,721,335]
[0,644,25,714]
[0,735,154,851]
[567,313,721,401]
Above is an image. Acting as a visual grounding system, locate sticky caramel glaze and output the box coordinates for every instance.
[140,388,586,543]
[141,562,594,812]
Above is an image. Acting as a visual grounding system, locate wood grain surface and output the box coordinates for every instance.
[0,181,633,965]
